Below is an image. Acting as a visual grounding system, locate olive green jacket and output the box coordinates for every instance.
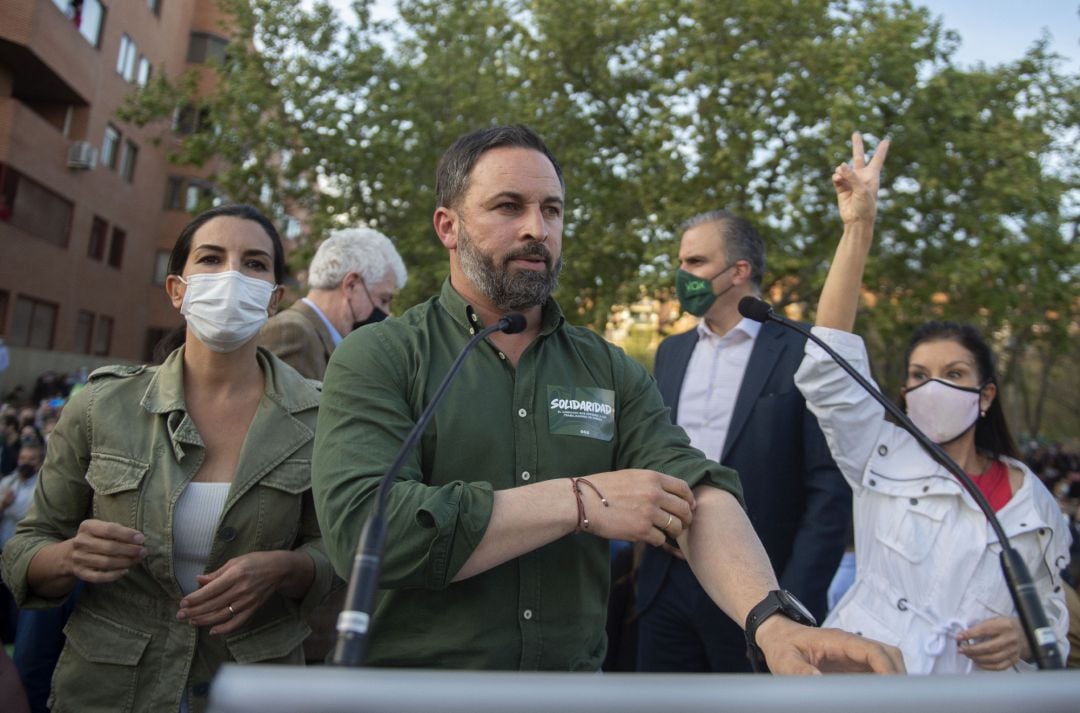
[1,347,338,713]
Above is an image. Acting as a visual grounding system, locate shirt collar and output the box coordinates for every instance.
[438,277,565,337]
[302,297,344,346]
[140,345,320,416]
[696,316,761,343]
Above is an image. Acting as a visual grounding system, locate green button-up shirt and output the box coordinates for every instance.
[313,279,742,670]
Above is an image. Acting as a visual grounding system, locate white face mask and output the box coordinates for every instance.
[904,378,983,444]
[180,271,275,353]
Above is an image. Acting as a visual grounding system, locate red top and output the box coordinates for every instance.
[969,459,1013,512]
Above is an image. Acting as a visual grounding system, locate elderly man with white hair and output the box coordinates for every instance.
[261,226,407,381]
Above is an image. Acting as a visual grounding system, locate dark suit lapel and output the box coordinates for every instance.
[661,330,698,423]
[721,321,785,462]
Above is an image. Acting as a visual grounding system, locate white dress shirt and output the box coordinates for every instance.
[676,317,761,462]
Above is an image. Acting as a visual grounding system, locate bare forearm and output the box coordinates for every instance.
[816,221,875,332]
[452,478,577,582]
[680,486,778,627]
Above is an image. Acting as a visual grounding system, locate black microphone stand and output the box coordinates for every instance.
[332,312,527,667]
[738,296,1064,670]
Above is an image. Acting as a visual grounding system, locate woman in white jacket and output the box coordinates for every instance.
[793,133,1070,674]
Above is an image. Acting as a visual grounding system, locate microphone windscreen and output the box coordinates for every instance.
[738,296,773,323]
[500,312,528,334]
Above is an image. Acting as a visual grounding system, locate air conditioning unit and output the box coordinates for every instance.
[67,141,98,170]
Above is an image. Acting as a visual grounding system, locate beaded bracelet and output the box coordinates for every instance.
[570,477,609,532]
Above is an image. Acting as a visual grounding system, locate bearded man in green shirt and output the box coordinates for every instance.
[312,125,903,674]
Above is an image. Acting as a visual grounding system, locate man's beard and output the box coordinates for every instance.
[457,225,561,311]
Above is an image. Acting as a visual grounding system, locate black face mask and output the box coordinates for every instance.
[349,277,389,331]
[16,463,36,478]
[352,307,387,331]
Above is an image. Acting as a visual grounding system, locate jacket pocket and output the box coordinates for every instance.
[876,497,950,563]
[225,614,310,664]
[53,608,152,713]
[85,453,149,528]
[259,460,312,494]
[254,461,310,548]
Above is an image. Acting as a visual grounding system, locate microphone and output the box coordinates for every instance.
[332,311,527,667]
[737,295,1064,670]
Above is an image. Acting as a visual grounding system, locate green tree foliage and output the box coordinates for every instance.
[122,0,1078,438]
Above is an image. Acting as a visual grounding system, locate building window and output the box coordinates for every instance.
[52,0,105,47]
[0,163,73,248]
[136,57,152,87]
[119,141,138,182]
[173,103,210,135]
[187,32,228,64]
[117,34,138,82]
[102,125,119,169]
[153,250,171,285]
[108,227,126,268]
[75,311,95,354]
[9,295,58,350]
[148,0,162,16]
[93,315,113,356]
[88,215,108,260]
[164,176,220,212]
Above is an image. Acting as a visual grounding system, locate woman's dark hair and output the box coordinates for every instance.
[153,204,285,363]
[899,321,1019,460]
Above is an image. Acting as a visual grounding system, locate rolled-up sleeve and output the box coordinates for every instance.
[312,324,494,589]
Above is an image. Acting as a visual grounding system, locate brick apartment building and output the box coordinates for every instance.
[0,0,235,383]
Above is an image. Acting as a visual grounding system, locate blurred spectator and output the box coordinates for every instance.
[1,415,19,476]
[1,442,44,643]
[29,372,66,407]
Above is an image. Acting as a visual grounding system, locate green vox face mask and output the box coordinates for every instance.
[675,263,736,317]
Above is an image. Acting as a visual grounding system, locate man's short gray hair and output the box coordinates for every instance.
[680,210,765,289]
[307,227,408,290]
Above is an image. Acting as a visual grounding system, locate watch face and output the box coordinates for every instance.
[779,590,815,624]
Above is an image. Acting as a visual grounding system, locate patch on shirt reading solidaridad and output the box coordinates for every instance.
[546,386,615,441]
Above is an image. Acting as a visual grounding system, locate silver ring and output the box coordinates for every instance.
[228,605,237,617]
[664,513,674,531]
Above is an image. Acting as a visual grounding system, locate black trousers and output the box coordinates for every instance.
[636,559,752,672]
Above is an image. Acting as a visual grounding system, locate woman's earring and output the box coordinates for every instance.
[980,410,987,418]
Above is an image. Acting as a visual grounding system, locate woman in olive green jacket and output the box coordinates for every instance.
[1,205,337,713]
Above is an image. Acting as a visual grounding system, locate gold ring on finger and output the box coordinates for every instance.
[664,513,674,531]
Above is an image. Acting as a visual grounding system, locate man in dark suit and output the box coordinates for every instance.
[636,210,850,672]
[260,226,407,380]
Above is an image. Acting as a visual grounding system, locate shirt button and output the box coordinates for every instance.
[868,479,877,487]
[219,526,237,542]
[523,609,533,620]
[518,408,527,418]
[521,471,531,481]
[877,445,888,456]
[469,327,476,335]
[909,498,918,506]
[922,485,929,492]
[498,352,506,360]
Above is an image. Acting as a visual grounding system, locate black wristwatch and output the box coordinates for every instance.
[744,589,817,673]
